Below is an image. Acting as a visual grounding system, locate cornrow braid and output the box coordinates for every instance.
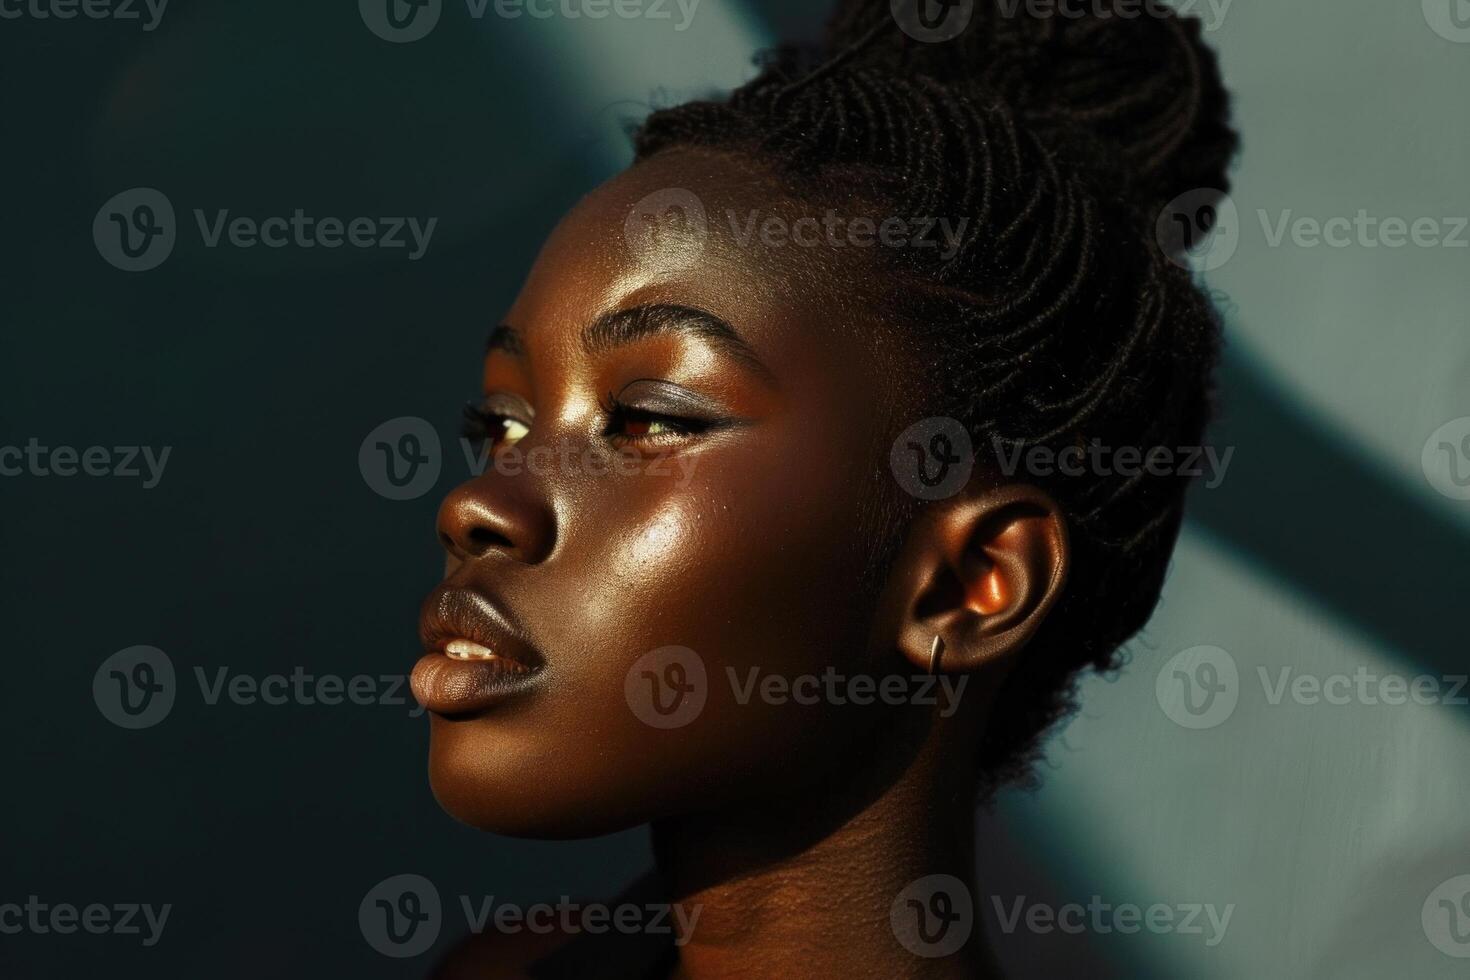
[634,0,1237,795]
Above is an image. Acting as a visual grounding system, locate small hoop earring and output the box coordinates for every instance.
[928,635,944,674]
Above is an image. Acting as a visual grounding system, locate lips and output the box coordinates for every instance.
[412,585,542,715]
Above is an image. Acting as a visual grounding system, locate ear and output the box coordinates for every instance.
[886,485,1069,675]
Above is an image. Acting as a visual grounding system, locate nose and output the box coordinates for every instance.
[436,472,556,566]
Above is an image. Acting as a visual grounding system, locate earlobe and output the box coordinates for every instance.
[891,484,1069,676]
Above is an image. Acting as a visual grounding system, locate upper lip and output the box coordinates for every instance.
[418,585,541,671]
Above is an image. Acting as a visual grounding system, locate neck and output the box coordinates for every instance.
[650,753,998,980]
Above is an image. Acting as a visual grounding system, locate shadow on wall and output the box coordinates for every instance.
[1192,342,1470,689]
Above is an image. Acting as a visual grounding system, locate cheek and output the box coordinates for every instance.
[595,436,876,663]
[428,437,890,836]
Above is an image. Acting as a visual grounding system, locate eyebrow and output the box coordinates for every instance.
[485,323,524,358]
[486,304,776,386]
[582,304,775,385]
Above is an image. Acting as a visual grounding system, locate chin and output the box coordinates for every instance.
[423,717,662,839]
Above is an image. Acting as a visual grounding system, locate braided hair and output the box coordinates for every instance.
[633,0,1239,795]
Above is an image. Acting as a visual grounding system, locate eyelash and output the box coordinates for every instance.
[598,391,709,446]
[460,395,709,448]
[460,403,529,447]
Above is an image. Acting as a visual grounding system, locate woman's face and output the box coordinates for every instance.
[413,149,933,837]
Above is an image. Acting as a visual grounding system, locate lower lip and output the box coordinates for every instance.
[410,652,539,716]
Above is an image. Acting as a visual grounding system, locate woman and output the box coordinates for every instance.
[410,1,1237,975]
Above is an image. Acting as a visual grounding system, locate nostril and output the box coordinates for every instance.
[436,485,548,563]
[466,527,514,554]
[443,525,516,559]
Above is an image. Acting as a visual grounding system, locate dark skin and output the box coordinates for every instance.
[416,148,1070,979]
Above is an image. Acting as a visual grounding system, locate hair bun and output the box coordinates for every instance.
[822,1,1238,211]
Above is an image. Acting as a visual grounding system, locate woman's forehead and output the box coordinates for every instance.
[501,149,891,373]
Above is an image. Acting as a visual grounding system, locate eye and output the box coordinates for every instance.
[498,417,531,444]
[604,403,701,444]
[600,389,713,447]
[462,398,531,448]
[615,413,693,439]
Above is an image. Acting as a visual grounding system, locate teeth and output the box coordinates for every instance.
[445,639,496,661]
